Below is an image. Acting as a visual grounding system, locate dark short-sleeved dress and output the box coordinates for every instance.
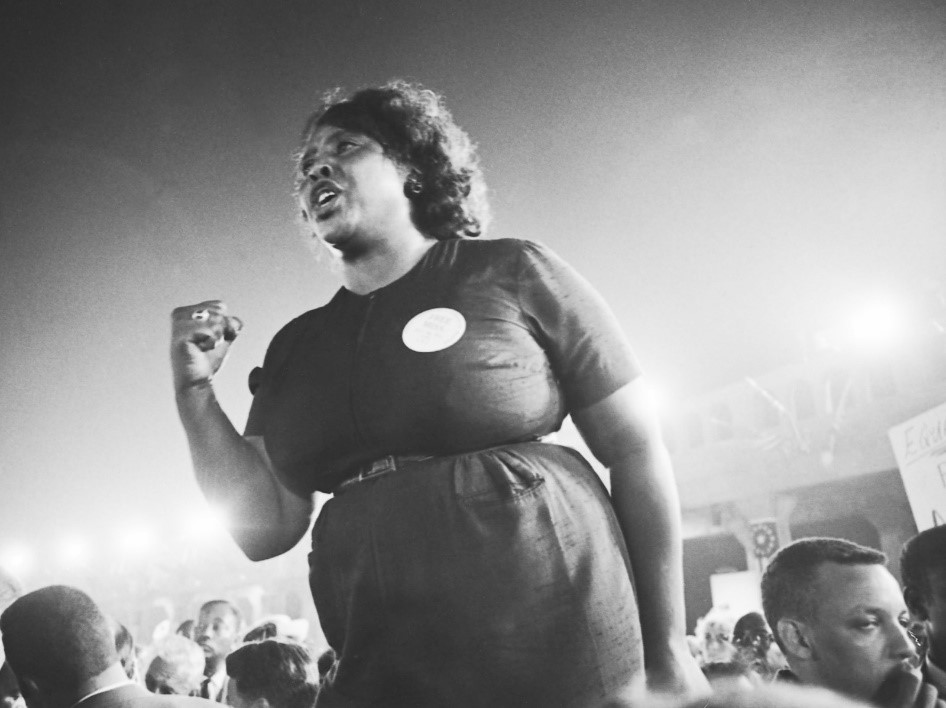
[245,238,645,707]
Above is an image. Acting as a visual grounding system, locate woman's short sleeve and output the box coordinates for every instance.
[243,319,299,438]
[517,240,642,411]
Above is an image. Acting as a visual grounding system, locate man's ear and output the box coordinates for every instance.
[903,585,929,621]
[777,618,815,661]
[17,676,44,708]
[250,698,270,708]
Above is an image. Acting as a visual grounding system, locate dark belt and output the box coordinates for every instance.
[333,454,435,494]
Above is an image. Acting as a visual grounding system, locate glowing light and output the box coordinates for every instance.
[118,524,155,555]
[846,298,907,353]
[58,534,89,568]
[181,504,231,543]
[0,543,33,579]
[645,380,672,417]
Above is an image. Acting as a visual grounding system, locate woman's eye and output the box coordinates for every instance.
[337,140,357,153]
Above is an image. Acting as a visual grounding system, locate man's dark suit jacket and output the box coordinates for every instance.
[80,685,215,708]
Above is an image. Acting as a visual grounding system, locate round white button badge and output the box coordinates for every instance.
[401,308,467,353]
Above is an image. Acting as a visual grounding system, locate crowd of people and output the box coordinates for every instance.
[0,590,330,708]
[0,524,943,707]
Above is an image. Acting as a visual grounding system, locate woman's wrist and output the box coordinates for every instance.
[175,377,214,398]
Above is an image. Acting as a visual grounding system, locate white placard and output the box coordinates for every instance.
[887,400,946,531]
[710,570,763,620]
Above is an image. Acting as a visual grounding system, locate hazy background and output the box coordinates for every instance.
[1,0,944,567]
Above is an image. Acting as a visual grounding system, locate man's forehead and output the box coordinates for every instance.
[200,603,235,621]
[811,562,905,611]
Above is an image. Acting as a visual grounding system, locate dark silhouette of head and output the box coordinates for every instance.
[0,586,117,707]
[901,524,946,663]
[225,640,317,708]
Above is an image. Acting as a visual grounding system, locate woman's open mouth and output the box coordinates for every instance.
[312,183,342,220]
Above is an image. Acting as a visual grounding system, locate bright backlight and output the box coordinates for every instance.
[118,525,155,555]
[847,299,906,353]
[0,543,33,579]
[58,534,89,567]
[182,504,231,543]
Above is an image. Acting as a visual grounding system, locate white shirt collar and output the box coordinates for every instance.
[205,669,228,701]
[69,680,133,708]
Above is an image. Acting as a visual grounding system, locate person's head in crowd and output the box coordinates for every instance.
[0,585,127,708]
[732,611,785,682]
[694,606,737,665]
[225,640,318,708]
[195,601,241,678]
[733,612,772,654]
[901,524,946,667]
[107,618,137,682]
[315,648,336,687]
[241,623,278,643]
[144,636,205,696]
[242,616,308,644]
[1,661,22,708]
[176,620,196,641]
[761,537,919,702]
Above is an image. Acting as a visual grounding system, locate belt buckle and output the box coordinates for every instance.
[360,455,396,482]
[335,455,410,494]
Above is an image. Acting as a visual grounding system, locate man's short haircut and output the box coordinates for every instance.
[900,525,946,602]
[0,585,117,694]
[226,640,318,708]
[199,599,241,626]
[761,537,887,650]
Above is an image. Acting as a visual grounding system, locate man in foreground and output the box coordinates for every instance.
[1,585,212,708]
[761,537,944,707]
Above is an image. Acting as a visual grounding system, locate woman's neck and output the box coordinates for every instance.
[337,231,438,295]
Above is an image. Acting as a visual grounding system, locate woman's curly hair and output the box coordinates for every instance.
[295,80,490,240]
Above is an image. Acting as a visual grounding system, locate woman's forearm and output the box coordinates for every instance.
[175,382,311,560]
[574,381,706,694]
[610,442,688,660]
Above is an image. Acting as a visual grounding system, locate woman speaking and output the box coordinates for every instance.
[170,81,702,707]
